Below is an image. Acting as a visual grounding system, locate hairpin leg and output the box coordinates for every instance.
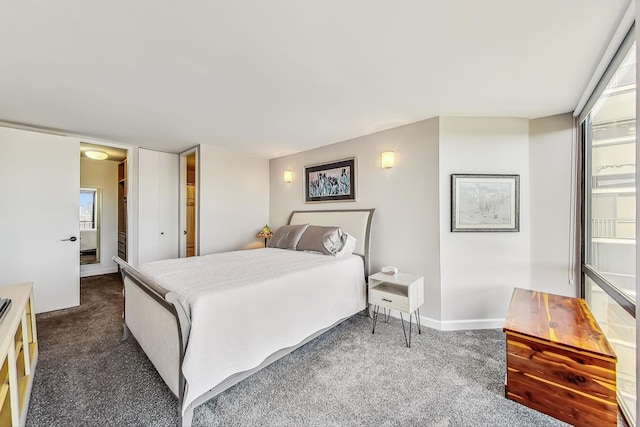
[409,312,413,347]
[416,308,421,334]
[400,312,410,347]
[372,305,381,334]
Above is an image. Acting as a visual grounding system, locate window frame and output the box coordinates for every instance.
[80,187,98,231]
[579,29,636,426]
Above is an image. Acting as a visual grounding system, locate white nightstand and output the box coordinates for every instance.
[368,272,424,347]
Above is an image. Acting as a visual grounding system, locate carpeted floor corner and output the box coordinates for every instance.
[27,274,578,426]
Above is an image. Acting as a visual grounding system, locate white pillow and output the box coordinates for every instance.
[296,225,346,255]
[334,233,357,257]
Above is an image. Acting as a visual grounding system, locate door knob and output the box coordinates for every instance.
[61,236,77,242]
[184,230,187,235]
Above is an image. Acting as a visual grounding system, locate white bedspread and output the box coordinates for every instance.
[138,248,366,412]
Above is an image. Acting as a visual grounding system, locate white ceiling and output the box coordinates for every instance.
[0,1,631,159]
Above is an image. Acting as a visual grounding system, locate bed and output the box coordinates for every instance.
[113,208,375,426]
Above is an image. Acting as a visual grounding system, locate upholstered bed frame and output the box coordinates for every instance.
[113,208,374,426]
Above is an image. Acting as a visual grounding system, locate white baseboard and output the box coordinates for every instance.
[80,266,118,278]
[416,315,441,330]
[380,309,504,331]
[438,318,505,331]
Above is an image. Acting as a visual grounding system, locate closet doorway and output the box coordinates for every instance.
[180,147,199,258]
[79,142,128,277]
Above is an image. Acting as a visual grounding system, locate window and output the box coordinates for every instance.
[585,277,636,418]
[583,37,636,425]
[79,189,97,230]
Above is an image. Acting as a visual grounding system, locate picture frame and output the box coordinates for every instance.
[451,174,520,232]
[304,158,356,203]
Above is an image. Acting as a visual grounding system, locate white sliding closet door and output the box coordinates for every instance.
[0,126,80,313]
[138,148,179,265]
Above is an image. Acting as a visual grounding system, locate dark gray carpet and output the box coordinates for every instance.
[27,273,575,426]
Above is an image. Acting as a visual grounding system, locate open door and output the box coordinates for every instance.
[179,147,198,258]
[0,127,80,313]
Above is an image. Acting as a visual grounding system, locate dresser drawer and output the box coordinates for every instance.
[118,232,126,244]
[369,287,409,312]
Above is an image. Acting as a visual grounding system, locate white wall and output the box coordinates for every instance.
[80,157,119,277]
[199,144,270,253]
[269,118,442,323]
[438,117,531,329]
[269,115,576,330]
[529,113,577,297]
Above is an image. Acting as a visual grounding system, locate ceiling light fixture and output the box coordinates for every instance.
[85,150,109,160]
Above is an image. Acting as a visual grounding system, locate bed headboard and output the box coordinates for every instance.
[288,209,375,277]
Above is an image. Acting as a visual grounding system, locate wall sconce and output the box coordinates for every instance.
[381,151,394,169]
[283,170,293,183]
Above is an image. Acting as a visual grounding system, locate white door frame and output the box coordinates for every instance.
[179,146,199,258]
[77,138,137,266]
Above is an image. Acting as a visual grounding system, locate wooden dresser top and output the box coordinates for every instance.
[503,287,616,359]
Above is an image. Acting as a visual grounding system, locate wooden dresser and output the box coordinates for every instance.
[503,288,617,427]
[0,283,38,426]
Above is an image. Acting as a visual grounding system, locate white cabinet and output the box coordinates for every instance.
[368,272,424,314]
[368,272,424,347]
[138,149,179,265]
[0,282,38,426]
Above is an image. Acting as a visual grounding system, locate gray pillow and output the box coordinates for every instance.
[296,226,347,255]
[267,224,310,250]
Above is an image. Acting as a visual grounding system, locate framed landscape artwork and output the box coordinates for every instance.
[304,158,356,203]
[451,174,520,232]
